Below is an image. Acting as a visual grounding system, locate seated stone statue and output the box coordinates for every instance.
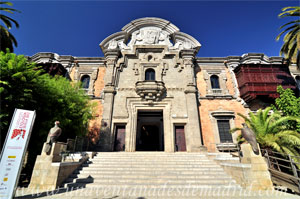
[44,121,62,153]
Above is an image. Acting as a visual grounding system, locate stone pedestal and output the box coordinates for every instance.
[41,142,67,162]
[28,142,82,190]
[240,143,273,190]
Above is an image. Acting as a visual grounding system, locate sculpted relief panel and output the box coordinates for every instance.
[128,28,172,46]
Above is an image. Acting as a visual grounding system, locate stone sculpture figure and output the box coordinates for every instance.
[241,123,259,155]
[44,121,62,153]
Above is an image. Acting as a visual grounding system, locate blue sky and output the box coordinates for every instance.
[8,0,300,57]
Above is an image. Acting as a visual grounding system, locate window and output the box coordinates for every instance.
[81,75,90,89]
[217,120,233,143]
[210,75,220,89]
[145,68,155,81]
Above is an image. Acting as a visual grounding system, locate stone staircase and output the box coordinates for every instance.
[63,152,242,192]
[16,152,300,198]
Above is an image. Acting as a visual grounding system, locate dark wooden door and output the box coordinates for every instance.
[175,126,186,151]
[114,126,125,151]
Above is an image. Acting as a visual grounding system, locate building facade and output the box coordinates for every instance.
[30,17,299,152]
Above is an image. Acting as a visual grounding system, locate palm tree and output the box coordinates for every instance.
[276,6,300,68]
[231,107,300,158]
[0,1,20,52]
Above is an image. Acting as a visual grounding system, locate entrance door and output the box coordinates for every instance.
[136,111,164,151]
[139,125,160,151]
[114,125,125,151]
[175,126,186,151]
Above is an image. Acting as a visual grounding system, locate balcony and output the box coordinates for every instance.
[234,64,296,103]
[135,81,166,101]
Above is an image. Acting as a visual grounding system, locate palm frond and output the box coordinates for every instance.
[229,127,242,133]
[281,146,295,156]
[0,7,20,13]
[277,6,300,68]
[0,2,13,6]
[268,116,300,132]
[0,14,19,28]
[278,19,300,30]
[262,107,272,122]
[276,24,299,42]
[279,7,300,18]
[237,113,250,122]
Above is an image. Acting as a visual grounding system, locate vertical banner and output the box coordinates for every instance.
[0,109,36,199]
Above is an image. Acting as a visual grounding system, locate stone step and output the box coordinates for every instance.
[64,182,241,190]
[77,169,225,176]
[95,152,206,155]
[79,167,224,173]
[207,152,232,156]
[93,154,208,156]
[81,168,223,172]
[67,175,232,183]
[90,159,212,162]
[83,164,220,168]
[93,157,209,159]
[92,158,213,163]
[93,155,208,158]
[88,160,215,165]
[72,177,234,184]
[73,173,231,179]
[63,152,241,193]
[71,178,235,184]
[82,165,222,170]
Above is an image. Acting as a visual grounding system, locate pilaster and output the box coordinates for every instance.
[181,50,203,151]
[98,49,119,151]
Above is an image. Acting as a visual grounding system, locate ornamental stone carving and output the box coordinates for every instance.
[127,28,173,47]
[108,40,118,50]
[135,81,166,102]
[118,41,131,50]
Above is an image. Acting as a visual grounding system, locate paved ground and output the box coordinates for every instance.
[14,187,300,199]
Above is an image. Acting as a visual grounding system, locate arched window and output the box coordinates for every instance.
[81,75,90,89]
[145,68,155,81]
[210,75,220,89]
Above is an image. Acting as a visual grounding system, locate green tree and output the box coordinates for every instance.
[273,85,300,132]
[0,51,42,134]
[0,2,20,52]
[231,107,300,158]
[0,51,94,177]
[276,6,300,68]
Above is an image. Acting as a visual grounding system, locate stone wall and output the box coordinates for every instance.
[88,67,106,143]
[93,67,106,97]
[69,63,106,143]
[198,99,249,151]
[196,63,249,152]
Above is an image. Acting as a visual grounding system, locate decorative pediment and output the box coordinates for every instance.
[99,31,128,52]
[99,17,201,54]
[122,17,179,35]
